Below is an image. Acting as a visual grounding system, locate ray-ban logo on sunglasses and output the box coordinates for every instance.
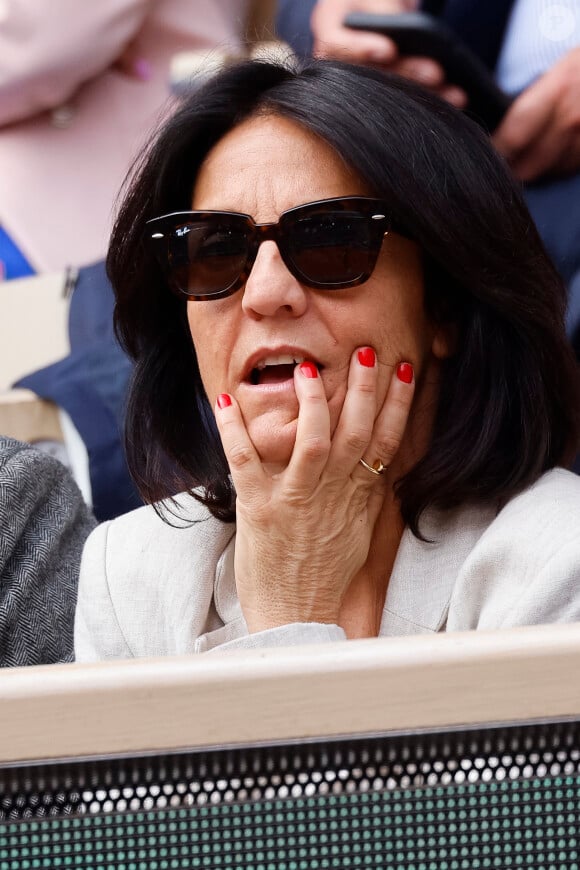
[151,226,191,239]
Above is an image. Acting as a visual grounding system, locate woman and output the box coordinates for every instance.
[75,58,580,660]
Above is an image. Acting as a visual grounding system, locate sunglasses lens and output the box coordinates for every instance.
[287,211,380,286]
[150,200,390,297]
[167,218,250,297]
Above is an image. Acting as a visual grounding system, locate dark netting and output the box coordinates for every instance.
[0,720,579,869]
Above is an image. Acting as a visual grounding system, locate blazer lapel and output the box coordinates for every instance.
[381,501,496,635]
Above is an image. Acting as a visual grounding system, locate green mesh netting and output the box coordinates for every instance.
[1,775,578,870]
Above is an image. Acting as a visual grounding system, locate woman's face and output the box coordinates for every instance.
[188,114,451,470]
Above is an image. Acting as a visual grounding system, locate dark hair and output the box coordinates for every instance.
[108,58,580,534]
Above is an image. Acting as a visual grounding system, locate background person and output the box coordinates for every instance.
[75,59,580,661]
[0,436,96,666]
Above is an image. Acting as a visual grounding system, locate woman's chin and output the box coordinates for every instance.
[246,417,297,470]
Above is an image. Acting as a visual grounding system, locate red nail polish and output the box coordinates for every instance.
[396,362,414,384]
[358,347,376,368]
[217,393,232,409]
[299,361,318,379]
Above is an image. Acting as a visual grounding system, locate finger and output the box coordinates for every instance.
[389,56,468,108]
[314,28,398,63]
[493,76,557,161]
[394,56,446,87]
[284,361,332,491]
[326,346,379,477]
[438,84,468,109]
[214,392,268,500]
[496,48,580,179]
[504,80,580,180]
[357,361,415,480]
[508,127,569,182]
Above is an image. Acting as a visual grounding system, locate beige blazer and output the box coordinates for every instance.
[0,0,249,271]
[75,468,580,660]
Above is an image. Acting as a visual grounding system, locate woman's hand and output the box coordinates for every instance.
[214,348,415,633]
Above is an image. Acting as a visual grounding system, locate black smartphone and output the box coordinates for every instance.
[344,11,511,132]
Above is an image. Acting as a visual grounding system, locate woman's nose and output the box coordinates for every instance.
[241,240,308,318]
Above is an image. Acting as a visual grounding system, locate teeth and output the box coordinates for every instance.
[255,354,306,370]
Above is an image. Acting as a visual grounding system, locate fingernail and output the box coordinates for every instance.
[299,361,318,379]
[410,64,438,84]
[367,46,395,63]
[134,58,152,80]
[357,347,376,368]
[217,393,232,409]
[397,362,414,384]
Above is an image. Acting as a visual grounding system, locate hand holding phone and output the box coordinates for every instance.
[344,11,512,131]
[311,0,409,66]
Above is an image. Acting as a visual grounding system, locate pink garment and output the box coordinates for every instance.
[0,0,249,271]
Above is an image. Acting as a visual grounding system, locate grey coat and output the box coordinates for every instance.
[0,436,96,666]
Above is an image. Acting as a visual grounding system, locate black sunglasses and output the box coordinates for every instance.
[146,196,410,300]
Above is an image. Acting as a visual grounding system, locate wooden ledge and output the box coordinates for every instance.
[0,623,579,763]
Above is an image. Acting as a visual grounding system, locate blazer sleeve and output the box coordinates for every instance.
[0,0,150,126]
[446,470,580,632]
[74,521,134,662]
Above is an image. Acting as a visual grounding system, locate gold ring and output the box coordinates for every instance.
[359,458,387,476]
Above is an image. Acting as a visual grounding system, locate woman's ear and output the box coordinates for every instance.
[422,257,463,362]
[431,321,459,360]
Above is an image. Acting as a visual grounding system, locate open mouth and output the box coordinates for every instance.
[246,354,322,386]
